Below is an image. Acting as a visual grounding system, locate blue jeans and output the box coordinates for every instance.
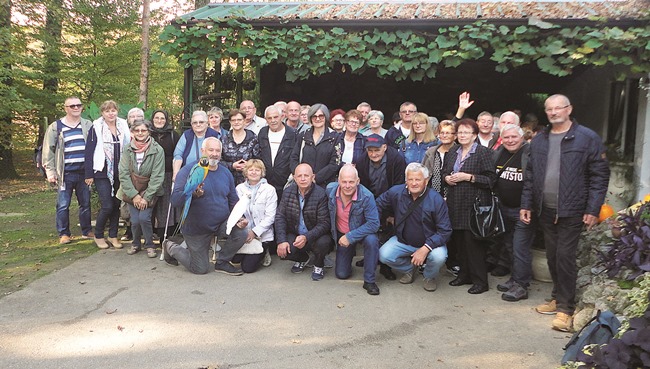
[335,232,380,283]
[56,171,92,237]
[379,236,447,280]
[128,204,154,248]
[94,177,120,239]
[506,206,536,288]
[539,207,583,315]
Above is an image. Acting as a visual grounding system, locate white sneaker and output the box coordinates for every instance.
[262,250,272,267]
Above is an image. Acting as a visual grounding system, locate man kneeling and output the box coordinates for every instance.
[164,137,247,275]
[327,164,381,295]
[376,163,452,291]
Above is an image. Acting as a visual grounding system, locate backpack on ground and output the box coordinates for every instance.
[34,119,63,178]
[561,309,621,364]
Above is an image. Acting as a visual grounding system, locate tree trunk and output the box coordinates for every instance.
[0,0,18,179]
[138,0,151,107]
[40,0,63,146]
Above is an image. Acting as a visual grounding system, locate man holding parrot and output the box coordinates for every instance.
[165,137,248,275]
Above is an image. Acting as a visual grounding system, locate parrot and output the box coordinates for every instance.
[179,156,210,227]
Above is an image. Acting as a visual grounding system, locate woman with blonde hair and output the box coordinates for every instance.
[84,100,130,249]
[231,159,278,271]
[404,112,438,164]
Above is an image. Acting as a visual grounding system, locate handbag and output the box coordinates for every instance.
[122,158,157,207]
[469,192,505,239]
[237,238,263,254]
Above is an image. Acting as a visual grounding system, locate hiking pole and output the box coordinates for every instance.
[160,180,175,261]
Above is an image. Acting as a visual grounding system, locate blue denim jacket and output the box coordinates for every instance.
[326,183,380,244]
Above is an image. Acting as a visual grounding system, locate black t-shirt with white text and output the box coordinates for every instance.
[495,149,524,208]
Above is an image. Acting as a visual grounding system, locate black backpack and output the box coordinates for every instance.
[561,310,621,364]
[34,119,63,178]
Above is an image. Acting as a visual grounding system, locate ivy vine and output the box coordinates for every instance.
[159,18,650,82]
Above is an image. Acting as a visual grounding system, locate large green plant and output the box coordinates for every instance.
[160,18,650,82]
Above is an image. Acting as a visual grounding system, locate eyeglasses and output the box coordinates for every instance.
[312,114,326,120]
[331,118,345,122]
[230,118,244,122]
[66,104,83,109]
[345,120,360,125]
[545,105,570,113]
[191,121,207,125]
[457,131,474,136]
[439,132,456,136]
[400,110,416,114]
[132,129,149,133]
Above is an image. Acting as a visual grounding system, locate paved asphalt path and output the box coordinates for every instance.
[0,248,570,369]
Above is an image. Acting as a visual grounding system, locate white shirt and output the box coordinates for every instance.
[268,127,285,166]
[244,116,267,136]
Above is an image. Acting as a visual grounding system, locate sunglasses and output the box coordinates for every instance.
[66,104,83,109]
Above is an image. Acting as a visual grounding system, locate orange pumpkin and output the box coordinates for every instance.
[599,203,615,222]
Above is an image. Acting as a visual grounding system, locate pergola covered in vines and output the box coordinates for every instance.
[160,0,649,123]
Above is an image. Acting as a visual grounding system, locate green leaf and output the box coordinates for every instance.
[435,35,456,49]
[585,39,603,49]
[536,56,558,72]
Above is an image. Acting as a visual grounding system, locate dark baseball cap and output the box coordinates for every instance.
[365,134,385,148]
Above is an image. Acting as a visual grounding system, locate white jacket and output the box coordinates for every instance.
[235,181,277,242]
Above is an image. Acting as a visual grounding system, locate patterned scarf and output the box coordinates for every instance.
[101,123,124,193]
[131,135,152,154]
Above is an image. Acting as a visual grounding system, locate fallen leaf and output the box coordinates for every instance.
[117,325,124,331]
[337,303,344,309]
[105,309,117,314]
[291,339,301,344]
[528,352,535,356]
[79,281,86,285]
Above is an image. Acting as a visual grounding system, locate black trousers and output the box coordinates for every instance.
[282,233,333,268]
[453,229,488,287]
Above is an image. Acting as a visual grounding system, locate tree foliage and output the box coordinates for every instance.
[160,18,650,82]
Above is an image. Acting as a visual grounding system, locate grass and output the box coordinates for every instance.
[0,149,99,298]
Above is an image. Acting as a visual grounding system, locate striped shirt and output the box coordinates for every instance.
[62,125,85,172]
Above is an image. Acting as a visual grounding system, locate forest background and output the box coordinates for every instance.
[0,0,208,179]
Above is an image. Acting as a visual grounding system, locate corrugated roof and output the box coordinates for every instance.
[177,0,649,25]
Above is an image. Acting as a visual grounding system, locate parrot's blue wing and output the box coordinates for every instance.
[179,161,209,227]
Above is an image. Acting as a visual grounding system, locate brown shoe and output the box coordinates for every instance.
[59,235,71,244]
[94,237,110,249]
[552,312,573,332]
[399,270,415,284]
[81,232,95,239]
[107,237,123,249]
[146,248,157,258]
[423,278,438,292]
[536,299,557,315]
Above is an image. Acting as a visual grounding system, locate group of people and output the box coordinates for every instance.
[42,93,609,332]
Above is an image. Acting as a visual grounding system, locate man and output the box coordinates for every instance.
[274,101,287,121]
[357,134,406,198]
[385,102,416,153]
[356,102,372,134]
[489,124,535,301]
[326,165,381,295]
[42,97,94,244]
[286,101,310,134]
[240,100,267,135]
[521,94,609,332]
[164,137,247,275]
[257,105,297,201]
[377,163,452,292]
[476,111,497,148]
[275,163,333,281]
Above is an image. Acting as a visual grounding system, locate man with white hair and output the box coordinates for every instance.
[258,105,297,201]
[356,102,372,134]
[240,100,267,135]
[376,163,452,292]
[326,164,381,295]
[286,101,310,133]
[165,137,248,275]
[490,124,534,301]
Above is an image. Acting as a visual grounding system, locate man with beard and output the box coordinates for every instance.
[164,137,248,276]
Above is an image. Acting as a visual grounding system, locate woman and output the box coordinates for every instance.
[118,120,165,258]
[172,110,219,181]
[127,108,144,124]
[207,106,228,139]
[290,103,340,187]
[442,118,497,294]
[231,159,278,272]
[329,109,346,133]
[404,112,438,165]
[150,109,180,240]
[422,120,457,194]
[221,109,261,185]
[120,107,145,242]
[363,110,388,138]
[300,105,310,126]
[336,109,365,165]
[84,100,130,249]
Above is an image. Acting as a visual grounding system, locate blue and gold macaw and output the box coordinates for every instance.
[179,157,210,227]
